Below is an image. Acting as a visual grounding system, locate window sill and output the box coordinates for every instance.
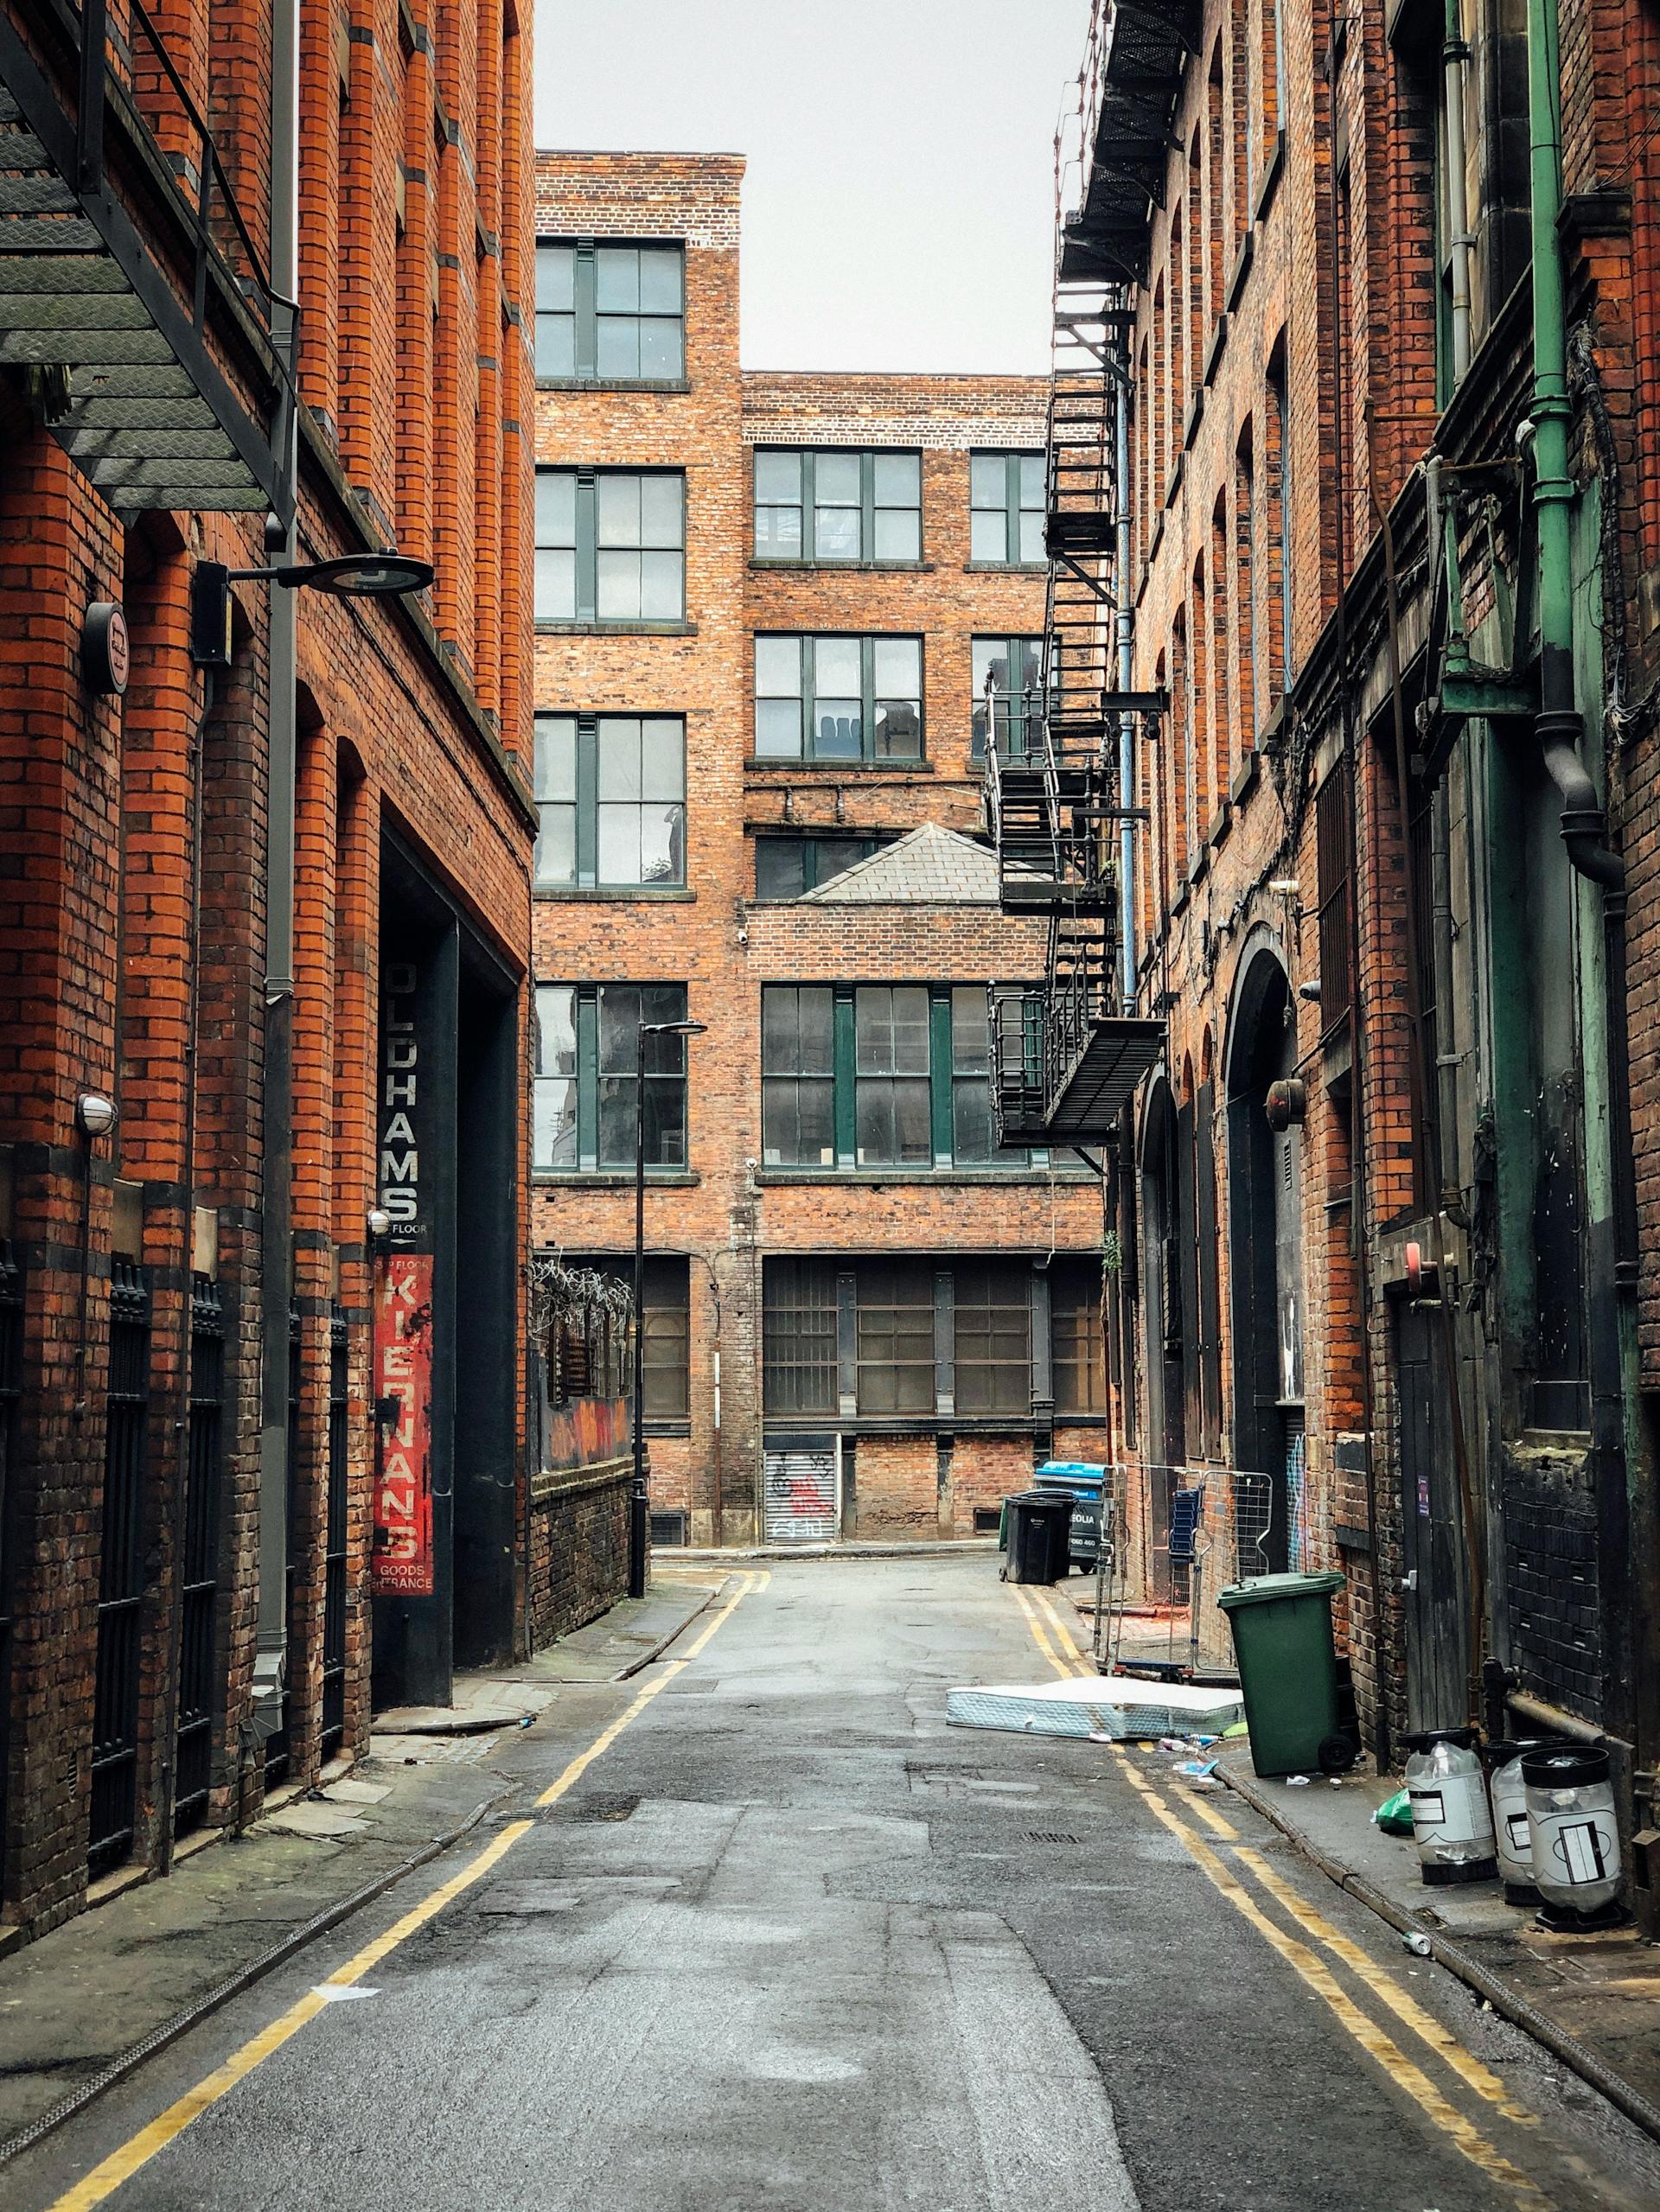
[533,887,696,902]
[749,558,934,574]
[1230,749,1261,806]
[1226,233,1255,315]
[744,757,932,774]
[1255,131,1285,226]
[535,619,697,636]
[532,1171,701,1189]
[1164,453,1184,511]
[755,1169,1095,1187]
[536,377,692,394]
[762,1413,1062,1437]
[1201,315,1229,392]
[1207,799,1232,851]
[1183,388,1205,450]
[963,562,1048,576]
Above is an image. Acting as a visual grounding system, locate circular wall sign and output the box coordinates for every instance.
[82,602,130,696]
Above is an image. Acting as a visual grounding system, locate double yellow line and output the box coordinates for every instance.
[45,1570,769,2212]
[1006,1580,1553,2212]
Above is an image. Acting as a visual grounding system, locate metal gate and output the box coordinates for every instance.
[90,1261,150,1875]
[263,1304,302,1788]
[0,1240,21,1876]
[320,1307,348,1763]
[173,1278,223,1838]
[763,1440,839,1545]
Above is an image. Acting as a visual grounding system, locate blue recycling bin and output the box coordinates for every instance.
[1034,1462,1107,1569]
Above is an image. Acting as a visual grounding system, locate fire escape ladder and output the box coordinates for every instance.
[987,34,1167,1151]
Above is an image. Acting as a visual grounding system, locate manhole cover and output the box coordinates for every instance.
[1027,1831,1083,1845]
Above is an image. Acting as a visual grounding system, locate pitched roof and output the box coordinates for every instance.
[800,822,998,906]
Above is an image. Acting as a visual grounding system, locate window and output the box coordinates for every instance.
[1050,1259,1105,1415]
[854,986,932,1167]
[535,469,685,623]
[759,984,1037,1170]
[954,1263,1031,1414]
[751,448,922,563]
[535,240,685,382]
[533,983,690,1172]
[950,986,1029,1166]
[753,835,884,902]
[753,634,923,762]
[533,715,686,891]
[856,1260,934,1414]
[971,637,1044,761]
[763,1259,838,1416]
[761,986,836,1167]
[552,1257,689,1418]
[970,451,1045,565]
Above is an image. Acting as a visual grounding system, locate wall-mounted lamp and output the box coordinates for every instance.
[367,1207,392,1245]
[75,1090,118,1140]
[189,551,436,667]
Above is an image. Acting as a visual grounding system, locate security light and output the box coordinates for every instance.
[275,552,436,599]
[75,1091,118,1139]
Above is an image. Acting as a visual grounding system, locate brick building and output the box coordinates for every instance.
[529,151,1112,1546]
[0,0,534,1940]
[1038,0,1660,1914]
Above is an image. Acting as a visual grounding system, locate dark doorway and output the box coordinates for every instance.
[371,837,520,1709]
[1394,1297,1470,1730]
[1225,949,1304,1571]
[1139,1079,1184,1597]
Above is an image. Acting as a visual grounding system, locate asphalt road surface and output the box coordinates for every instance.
[11,1555,1660,2212]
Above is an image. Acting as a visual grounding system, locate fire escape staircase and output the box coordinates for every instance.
[0,0,294,521]
[986,185,1165,1149]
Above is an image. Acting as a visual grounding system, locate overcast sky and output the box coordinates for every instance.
[533,0,1095,374]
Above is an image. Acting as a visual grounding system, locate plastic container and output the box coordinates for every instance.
[1034,1462,1106,1569]
[1402,1728,1497,1885]
[1003,1490,1076,1585]
[1216,1571,1344,1778]
[1485,1739,1563,1905]
[1522,1744,1624,1926]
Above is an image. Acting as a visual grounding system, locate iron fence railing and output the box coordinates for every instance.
[90,1259,150,1875]
[174,1274,223,1838]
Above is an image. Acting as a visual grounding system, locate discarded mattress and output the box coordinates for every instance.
[946,1676,1245,1742]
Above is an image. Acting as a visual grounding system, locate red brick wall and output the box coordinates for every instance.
[529,155,1106,1547]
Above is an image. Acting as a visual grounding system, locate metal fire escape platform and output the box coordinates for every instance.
[0,0,293,520]
[986,0,1180,1151]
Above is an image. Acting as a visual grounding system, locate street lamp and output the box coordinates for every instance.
[631,1016,706,1599]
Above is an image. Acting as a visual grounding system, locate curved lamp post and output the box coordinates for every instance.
[631,1017,706,1598]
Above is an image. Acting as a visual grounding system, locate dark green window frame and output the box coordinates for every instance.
[759,1256,1057,1420]
[752,835,886,902]
[760,983,1038,1170]
[970,636,1044,762]
[533,983,690,1174]
[535,239,686,383]
[751,447,923,564]
[535,468,686,624]
[969,450,1045,565]
[752,634,923,762]
[533,713,686,892]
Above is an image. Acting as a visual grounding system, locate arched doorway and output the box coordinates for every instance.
[1225,947,1305,1571]
[1139,1074,1185,1474]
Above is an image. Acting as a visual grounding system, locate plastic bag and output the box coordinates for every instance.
[1374,1788,1414,1836]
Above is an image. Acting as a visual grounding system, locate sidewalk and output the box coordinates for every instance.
[1219,1751,1660,2144]
[0,1571,721,2162]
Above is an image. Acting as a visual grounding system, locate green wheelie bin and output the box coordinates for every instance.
[1217,1570,1345,1778]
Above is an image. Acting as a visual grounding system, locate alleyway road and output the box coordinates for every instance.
[11,1557,1660,2212]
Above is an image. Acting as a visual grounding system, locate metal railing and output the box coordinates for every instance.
[1089,1461,1277,1674]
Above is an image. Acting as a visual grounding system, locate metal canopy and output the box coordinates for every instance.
[0,5,293,522]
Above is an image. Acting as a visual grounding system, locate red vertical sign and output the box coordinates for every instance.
[373,1251,435,1596]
